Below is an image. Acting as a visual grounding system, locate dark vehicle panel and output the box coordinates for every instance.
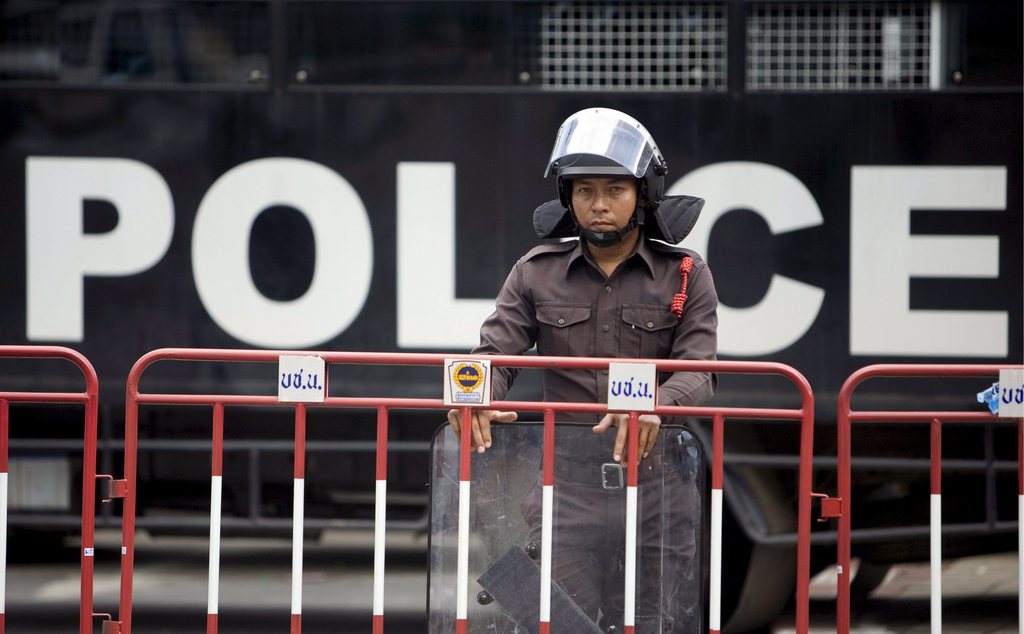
[0,1,1020,630]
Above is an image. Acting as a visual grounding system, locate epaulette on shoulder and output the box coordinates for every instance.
[520,240,578,263]
[647,239,690,256]
[647,240,707,267]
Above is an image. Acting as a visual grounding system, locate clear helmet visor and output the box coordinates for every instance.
[544,108,661,178]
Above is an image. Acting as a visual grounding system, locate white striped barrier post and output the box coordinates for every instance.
[456,407,472,634]
[1018,419,1023,634]
[373,406,388,634]
[623,411,640,634]
[709,413,724,634]
[929,418,942,634]
[539,408,555,634]
[0,399,7,634]
[291,405,306,634]
[206,403,224,634]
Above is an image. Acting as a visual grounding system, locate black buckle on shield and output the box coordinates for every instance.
[601,463,624,490]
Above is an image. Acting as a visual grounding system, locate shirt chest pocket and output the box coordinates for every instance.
[620,305,677,359]
[536,303,593,357]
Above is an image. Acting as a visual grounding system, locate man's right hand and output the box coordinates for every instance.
[446,408,518,453]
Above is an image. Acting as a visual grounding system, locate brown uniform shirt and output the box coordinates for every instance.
[474,234,718,419]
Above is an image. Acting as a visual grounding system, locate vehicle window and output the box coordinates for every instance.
[0,1,270,85]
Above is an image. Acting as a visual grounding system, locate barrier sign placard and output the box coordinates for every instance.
[997,369,1024,417]
[443,358,491,407]
[607,362,657,412]
[277,355,327,403]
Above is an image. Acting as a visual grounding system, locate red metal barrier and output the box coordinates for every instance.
[113,348,818,634]
[836,364,1024,634]
[0,345,102,634]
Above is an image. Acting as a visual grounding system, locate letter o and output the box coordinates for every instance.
[192,158,372,348]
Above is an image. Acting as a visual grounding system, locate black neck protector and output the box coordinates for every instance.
[533,195,705,245]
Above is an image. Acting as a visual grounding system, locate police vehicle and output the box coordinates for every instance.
[0,1,1020,630]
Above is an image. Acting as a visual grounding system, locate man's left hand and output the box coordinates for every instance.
[592,413,661,463]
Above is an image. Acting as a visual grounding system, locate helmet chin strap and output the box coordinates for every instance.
[576,207,642,248]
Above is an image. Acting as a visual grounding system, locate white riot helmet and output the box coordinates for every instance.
[545,107,667,208]
[535,107,704,246]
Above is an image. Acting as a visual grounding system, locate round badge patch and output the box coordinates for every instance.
[454,363,484,392]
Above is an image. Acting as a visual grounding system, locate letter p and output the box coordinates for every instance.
[26,157,174,341]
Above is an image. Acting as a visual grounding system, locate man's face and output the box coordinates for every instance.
[571,177,639,234]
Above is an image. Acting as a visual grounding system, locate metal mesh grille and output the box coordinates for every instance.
[538,2,727,92]
[747,2,932,91]
[0,1,269,84]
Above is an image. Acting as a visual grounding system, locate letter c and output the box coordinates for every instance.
[667,162,825,356]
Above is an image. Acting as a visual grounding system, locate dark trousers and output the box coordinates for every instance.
[520,458,699,633]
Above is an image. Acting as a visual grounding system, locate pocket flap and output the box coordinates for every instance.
[537,304,591,328]
[621,306,676,332]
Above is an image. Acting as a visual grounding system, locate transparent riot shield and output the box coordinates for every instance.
[428,422,706,634]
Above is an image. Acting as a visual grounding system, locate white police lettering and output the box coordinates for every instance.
[192,158,373,348]
[20,157,1012,359]
[396,162,494,349]
[668,162,826,357]
[850,167,1007,357]
[26,156,174,341]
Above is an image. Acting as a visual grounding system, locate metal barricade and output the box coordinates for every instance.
[0,345,103,634]
[112,348,818,634]
[836,364,1024,634]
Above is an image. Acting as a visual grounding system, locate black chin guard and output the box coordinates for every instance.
[533,195,705,245]
[579,214,639,247]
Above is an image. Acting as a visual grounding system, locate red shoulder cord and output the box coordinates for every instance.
[670,256,694,319]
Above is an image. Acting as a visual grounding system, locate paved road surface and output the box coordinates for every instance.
[4,529,1018,632]
[775,553,1019,633]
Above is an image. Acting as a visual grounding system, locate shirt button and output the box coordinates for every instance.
[557,318,565,325]
[602,324,609,332]
[601,369,609,375]
[646,321,654,328]
[604,285,612,293]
